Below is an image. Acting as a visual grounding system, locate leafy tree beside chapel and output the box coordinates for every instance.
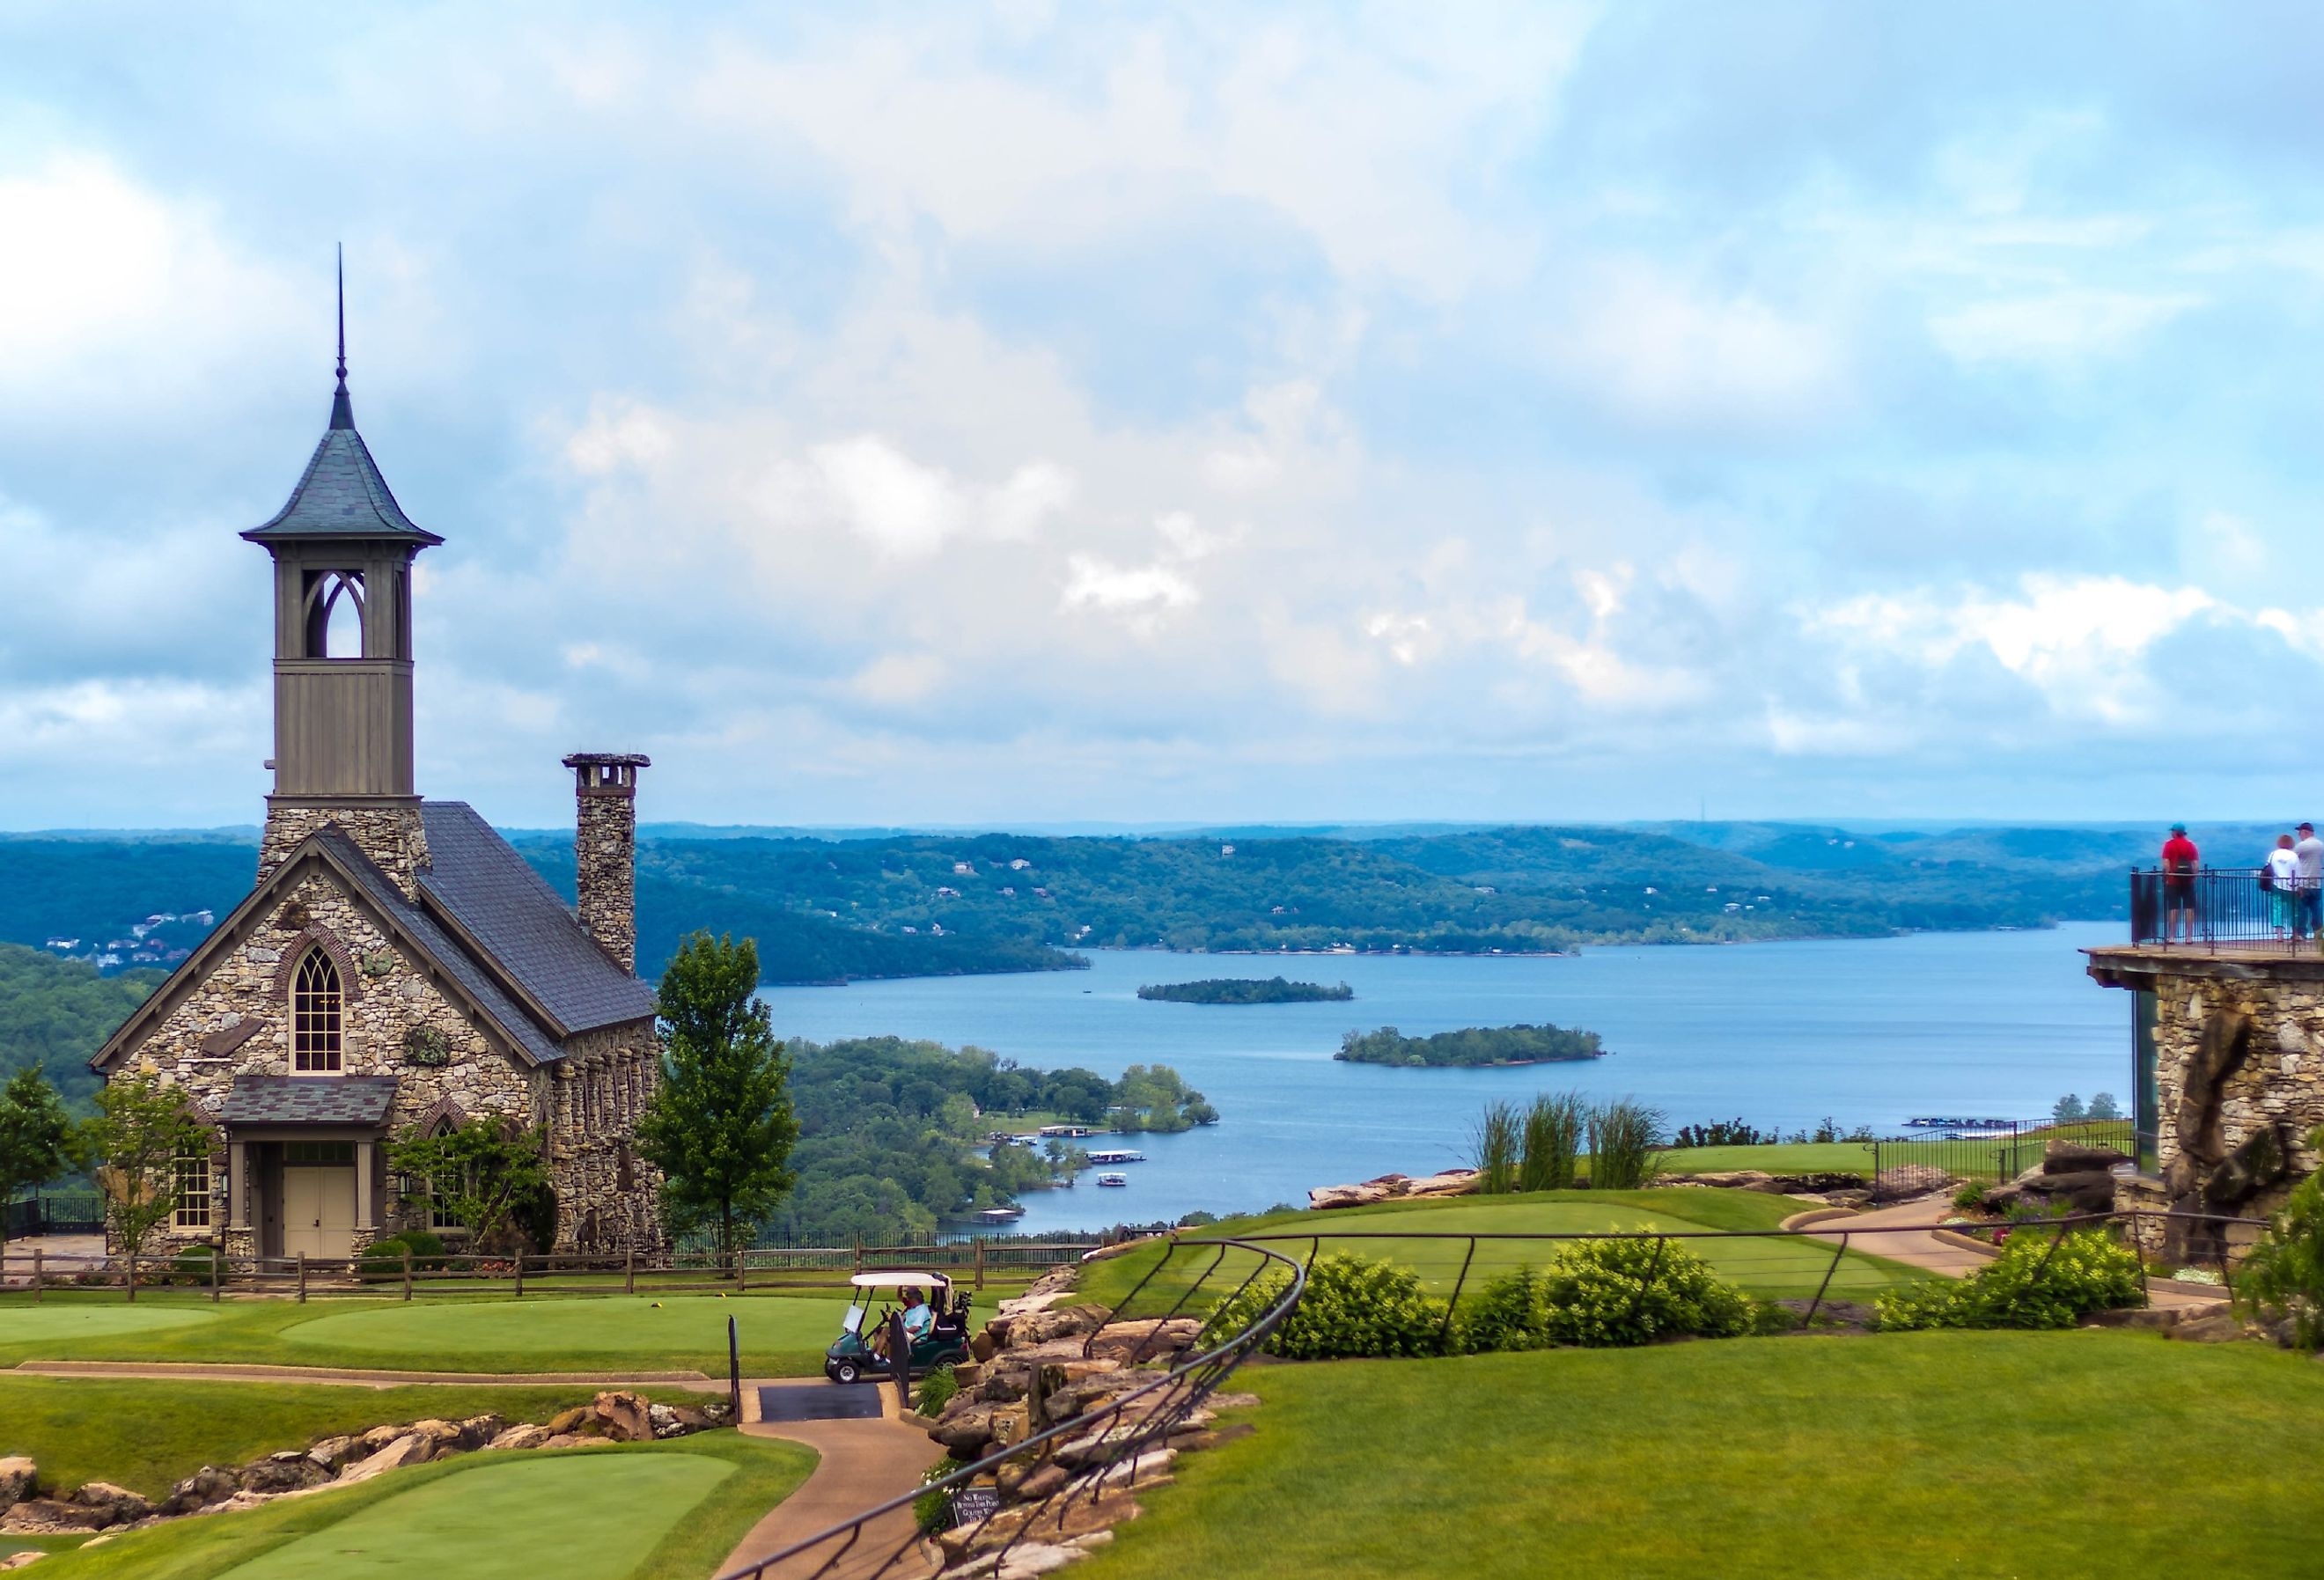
[636,932,800,1256]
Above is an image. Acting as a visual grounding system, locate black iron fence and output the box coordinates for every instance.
[4,1191,102,1239]
[1868,1119,2140,1202]
[2130,866,2323,952]
[712,1236,1305,1580]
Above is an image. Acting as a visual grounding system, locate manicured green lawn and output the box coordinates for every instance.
[1083,1331,2324,1580]
[1658,1121,2137,1178]
[281,1292,850,1364]
[1085,1189,1922,1312]
[0,1376,694,1497]
[0,1306,219,1344]
[0,1290,866,1376]
[29,1435,813,1580]
[1655,1140,1880,1172]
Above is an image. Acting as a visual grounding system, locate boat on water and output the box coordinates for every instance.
[1096,1172,1129,1187]
[1085,1149,1145,1165]
[973,1207,1025,1226]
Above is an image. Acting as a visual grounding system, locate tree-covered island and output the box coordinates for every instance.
[1335,1023,1607,1068]
[1138,976,1355,1004]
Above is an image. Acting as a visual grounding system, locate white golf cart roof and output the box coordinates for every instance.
[848,1270,952,1290]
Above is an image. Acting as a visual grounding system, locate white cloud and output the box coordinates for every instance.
[1927,290,2201,367]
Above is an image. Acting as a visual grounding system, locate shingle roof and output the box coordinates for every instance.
[310,828,568,1066]
[417,802,657,1035]
[239,388,442,545]
[222,1074,401,1127]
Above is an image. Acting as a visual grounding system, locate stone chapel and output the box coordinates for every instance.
[91,334,664,1260]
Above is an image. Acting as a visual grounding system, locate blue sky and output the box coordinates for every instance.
[4,2,2322,831]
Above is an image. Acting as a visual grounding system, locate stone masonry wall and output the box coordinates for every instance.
[547,1022,664,1255]
[111,871,541,1259]
[2149,970,2324,1236]
[258,803,430,899]
[572,791,636,972]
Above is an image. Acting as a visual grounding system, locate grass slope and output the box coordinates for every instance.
[0,1376,690,1498]
[1083,1332,2324,1580]
[1083,1189,1924,1312]
[30,1435,813,1580]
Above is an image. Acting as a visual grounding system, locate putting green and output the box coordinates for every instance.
[219,1452,732,1579]
[281,1294,849,1358]
[0,1306,218,1343]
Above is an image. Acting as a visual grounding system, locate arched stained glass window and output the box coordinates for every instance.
[291,948,343,1073]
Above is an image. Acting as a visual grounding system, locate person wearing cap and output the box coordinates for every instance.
[2296,821,2323,942]
[2161,824,2199,943]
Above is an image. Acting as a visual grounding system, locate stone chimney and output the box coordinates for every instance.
[563,753,650,973]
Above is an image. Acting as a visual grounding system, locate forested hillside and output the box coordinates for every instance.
[0,944,163,1107]
[2,818,2252,1003]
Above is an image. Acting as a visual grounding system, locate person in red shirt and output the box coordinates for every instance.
[2161,824,2199,942]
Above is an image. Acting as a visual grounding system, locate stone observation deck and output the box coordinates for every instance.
[2084,869,2324,1263]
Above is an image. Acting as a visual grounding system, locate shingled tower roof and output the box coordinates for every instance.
[240,253,442,547]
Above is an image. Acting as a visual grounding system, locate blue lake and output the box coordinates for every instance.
[757,923,2130,1234]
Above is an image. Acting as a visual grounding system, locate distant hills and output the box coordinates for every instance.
[0,819,2291,993]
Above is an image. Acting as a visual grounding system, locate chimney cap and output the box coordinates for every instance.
[563,752,651,768]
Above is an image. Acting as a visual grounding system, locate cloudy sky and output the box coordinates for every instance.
[4,2,2323,831]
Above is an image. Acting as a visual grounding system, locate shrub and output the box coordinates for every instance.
[1470,1101,1520,1195]
[915,1363,960,1415]
[1953,1179,1990,1212]
[1877,1228,2143,1331]
[2238,1124,2324,1349]
[1518,1092,1585,1193]
[1585,1099,1666,1191]
[169,1244,224,1285]
[914,1458,969,1533]
[1208,1252,1450,1359]
[354,1230,450,1282]
[1527,1237,1753,1348]
[1459,1264,1557,1352]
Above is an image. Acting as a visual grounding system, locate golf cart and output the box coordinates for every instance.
[824,1269,973,1385]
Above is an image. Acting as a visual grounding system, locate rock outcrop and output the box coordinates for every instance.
[0,1392,730,1540]
[915,1266,1257,1577]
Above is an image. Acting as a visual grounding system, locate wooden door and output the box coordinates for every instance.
[283,1168,357,1260]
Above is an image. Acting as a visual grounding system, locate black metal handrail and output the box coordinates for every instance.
[1185,1207,2260,1332]
[711,1236,1306,1580]
[2130,866,2322,952]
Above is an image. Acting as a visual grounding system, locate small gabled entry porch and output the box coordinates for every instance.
[217,1074,401,1261]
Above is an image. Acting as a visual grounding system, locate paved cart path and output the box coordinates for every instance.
[722,1379,945,1580]
[1798,1199,2230,1309]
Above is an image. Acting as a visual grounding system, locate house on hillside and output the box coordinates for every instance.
[91,327,663,1263]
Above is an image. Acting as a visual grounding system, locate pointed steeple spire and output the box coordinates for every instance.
[329,244,354,431]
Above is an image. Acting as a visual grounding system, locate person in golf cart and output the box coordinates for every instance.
[825,1269,973,1385]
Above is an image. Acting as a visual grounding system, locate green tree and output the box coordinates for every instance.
[2053,1093,2087,1123]
[2239,1126,2324,1349]
[386,1117,555,1253]
[2086,1091,2122,1121]
[84,1071,208,1298]
[636,932,799,1256]
[0,1064,84,1251]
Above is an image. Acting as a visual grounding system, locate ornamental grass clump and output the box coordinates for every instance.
[1876,1227,2143,1331]
[1206,1252,1451,1359]
[1470,1101,1521,1195]
[1585,1098,1666,1191]
[2237,1124,2324,1349]
[1518,1092,1585,1193]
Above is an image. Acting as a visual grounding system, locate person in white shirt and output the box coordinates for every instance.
[2268,835,2302,938]
[2295,821,2323,941]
